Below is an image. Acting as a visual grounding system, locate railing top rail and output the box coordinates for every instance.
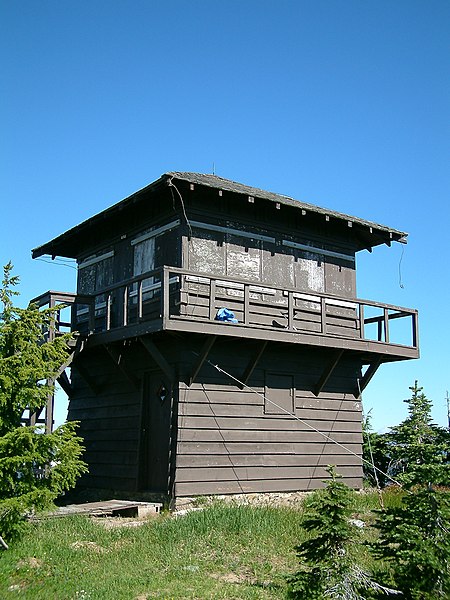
[161,266,418,315]
[30,291,94,307]
[48,265,417,317]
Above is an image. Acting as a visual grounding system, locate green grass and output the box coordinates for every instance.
[0,491,396,599]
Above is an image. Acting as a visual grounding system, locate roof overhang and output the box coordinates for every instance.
[32,172,408,259]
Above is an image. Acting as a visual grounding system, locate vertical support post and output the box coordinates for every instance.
[359,303,365,339]
[45,296,56,433]
[412,311,418,348]
[29,410,38,426]
[243,284,250,325]
[209,278,216,321]
[377,318,382,341]
[383,308,389,343]
[320,296,327,334]
[48,296,56,343]
[45,379,55,434]
[288,291,294,330]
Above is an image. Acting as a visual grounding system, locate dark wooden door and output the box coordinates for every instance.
[139,370,172,493]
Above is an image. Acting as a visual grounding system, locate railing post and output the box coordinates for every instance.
[138,280,143,320]
[320,296,327,334]
[412,311,418,348]
[48,296,56,343]
[288,291,294,330]
[359,303,365,339]
[209,278,216,320]
[384,308,389,343]
[161,267,170,320]
[123,285,128,327]
[88,298,95,334]
[243,284,250,325]
[106,293,112,331]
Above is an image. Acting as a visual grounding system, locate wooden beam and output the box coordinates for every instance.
[140,337,175,383]
[356,358,382,397]
[54,350,76,382]
[189,336,216,386]
[104,344,139,390]
[57,370,73,396]
[314,349,344,397]
[239,341,268,389]
[45,385,55,433]
[29,406,43,426]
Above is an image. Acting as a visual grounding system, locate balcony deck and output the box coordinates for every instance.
[33,266,419,364]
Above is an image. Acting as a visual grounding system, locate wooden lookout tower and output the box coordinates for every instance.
[31,172,419,500]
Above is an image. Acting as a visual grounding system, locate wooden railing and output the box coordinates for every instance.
[33,267,419,351]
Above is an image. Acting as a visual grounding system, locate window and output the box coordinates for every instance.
[264,373,295,415]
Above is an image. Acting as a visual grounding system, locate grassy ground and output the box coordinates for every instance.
[0,491,397,599]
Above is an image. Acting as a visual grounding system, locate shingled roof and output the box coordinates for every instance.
[166,172,407,240]
[32,172,407,259]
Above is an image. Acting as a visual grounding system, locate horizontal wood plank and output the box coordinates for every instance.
[177,428,362,444]
[175,465,361,483]
[174,476,363,496]
[177,441,361,455]
[176,453,361,468]
[178,416,361,432]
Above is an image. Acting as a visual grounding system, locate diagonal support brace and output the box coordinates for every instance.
[57,370,73,397]
[239,340,268,389]
[189,336,216,386]
[314,349,344,397]
[355,358,382,397]
[140,337,175,383]
[104,344,139,390]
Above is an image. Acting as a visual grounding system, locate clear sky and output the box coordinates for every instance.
[1,1,449,430]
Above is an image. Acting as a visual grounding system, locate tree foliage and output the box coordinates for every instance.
[368,383,450,599]
[0,263,87,543]
[362,413,392,488]
[388,381,450,487]
[288,467,396,599]
[371,486,450,599]
[363,382,450,488]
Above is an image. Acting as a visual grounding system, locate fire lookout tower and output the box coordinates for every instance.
[31,173,419,500]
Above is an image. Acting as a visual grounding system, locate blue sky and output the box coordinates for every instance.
[2,1,449,430]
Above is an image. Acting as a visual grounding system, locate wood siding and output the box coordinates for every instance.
[184,223,356,299]
[174,342,363,497]
[67,340,178,494]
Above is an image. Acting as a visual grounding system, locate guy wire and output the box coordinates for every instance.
[202,355,405,489]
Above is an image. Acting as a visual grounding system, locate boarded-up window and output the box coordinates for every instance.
[134,237,155,277]
[226,234,261,280]
[264,373,295,415]
[77,251,114,320]
[325,259,356,298]
[78,251,114,294]
[133,237,156,301]
[188,228,225,275]
[294,250,325,293]
[262,244,294,289]
[132,226,179,301]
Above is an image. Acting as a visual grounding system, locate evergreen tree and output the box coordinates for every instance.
[371,486,450,599]
[370,383,450,598]
[288,467,397,599]
[388,381,450,487]
[0,263,87,543]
